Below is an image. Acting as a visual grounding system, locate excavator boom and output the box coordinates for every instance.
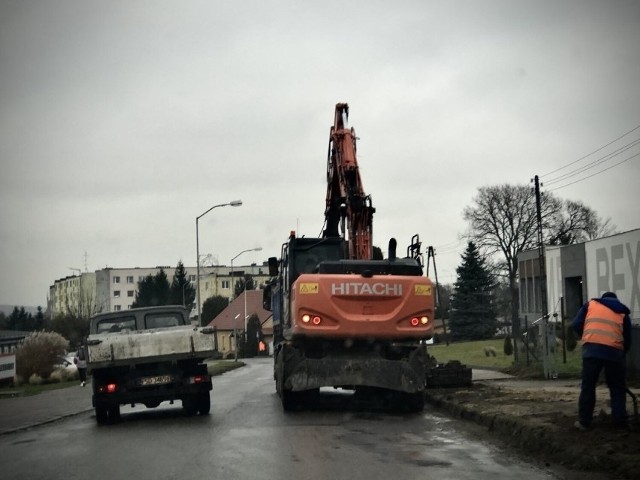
[324,103,375,260]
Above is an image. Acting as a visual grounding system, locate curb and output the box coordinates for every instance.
[0,407,94,436]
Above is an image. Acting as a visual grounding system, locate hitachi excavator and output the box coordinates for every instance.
[263,103,463,412]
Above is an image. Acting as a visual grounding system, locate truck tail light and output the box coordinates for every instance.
[189,375,210,384]
[98,383,118,394]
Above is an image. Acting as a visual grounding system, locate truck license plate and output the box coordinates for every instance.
[138,375,173,386]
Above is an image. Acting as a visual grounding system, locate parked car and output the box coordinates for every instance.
[54,352,78,373]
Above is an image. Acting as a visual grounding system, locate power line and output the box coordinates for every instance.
[547,151,640,191]
[545,137,640,186]
[541,123,640,177]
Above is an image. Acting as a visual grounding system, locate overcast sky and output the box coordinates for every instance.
[1,0,639,308]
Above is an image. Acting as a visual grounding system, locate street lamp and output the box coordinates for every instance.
[233,314,240,362]
[196,200,242,325]
[230,246,263,360]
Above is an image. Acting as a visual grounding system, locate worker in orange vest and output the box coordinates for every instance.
[572,291,632,430]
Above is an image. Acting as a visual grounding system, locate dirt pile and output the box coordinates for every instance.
[425,381,640,479]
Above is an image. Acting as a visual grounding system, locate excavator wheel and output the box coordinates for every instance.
[405,391,425,413]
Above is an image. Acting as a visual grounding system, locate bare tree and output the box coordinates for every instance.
[64,287,102,320]
[547,199,616,245]
[463,183,615,348]
[463,185,557,332]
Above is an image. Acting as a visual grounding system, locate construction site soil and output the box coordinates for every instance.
[425,379,640,480]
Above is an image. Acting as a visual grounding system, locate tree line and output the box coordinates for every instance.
[3,183,613,353]
[435,183,613,345]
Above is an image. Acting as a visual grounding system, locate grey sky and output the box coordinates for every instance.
[1,0,639,307]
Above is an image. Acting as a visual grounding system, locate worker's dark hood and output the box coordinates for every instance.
[593,297,630,315]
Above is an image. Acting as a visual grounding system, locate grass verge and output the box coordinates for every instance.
[428,338,583,379]
[206,359,246,376]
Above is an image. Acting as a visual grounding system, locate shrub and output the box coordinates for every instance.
[503,335,513,356]
[16,331,69,380]
[49,368,77,383]
[29,373,44,385]
[483,346,497,357]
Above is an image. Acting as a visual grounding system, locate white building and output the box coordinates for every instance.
[48,262,271,317]
[519,228,640,325]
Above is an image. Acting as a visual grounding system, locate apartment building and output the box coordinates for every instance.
[48,262,271,317]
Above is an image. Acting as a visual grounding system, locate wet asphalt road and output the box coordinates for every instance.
[0,358,603,480]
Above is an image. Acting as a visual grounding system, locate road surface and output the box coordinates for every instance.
[0,358,612,480]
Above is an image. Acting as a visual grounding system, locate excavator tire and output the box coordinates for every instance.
[404,391,425,412]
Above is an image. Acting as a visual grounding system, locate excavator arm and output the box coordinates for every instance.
[323,103,375,260]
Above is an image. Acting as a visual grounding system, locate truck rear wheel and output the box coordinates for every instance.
[197,392,211,415]
[95,403,120,425]
[95,405,108,425]
[183,396,198,416]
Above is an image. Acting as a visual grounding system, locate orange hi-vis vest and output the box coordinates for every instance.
[582,300,624,350]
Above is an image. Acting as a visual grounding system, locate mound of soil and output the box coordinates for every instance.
[425,381,640,479]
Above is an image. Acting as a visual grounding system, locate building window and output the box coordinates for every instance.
[127,290,134,297]
[222,280,229,289]
[114,305,121,311]
[138,276,144,282]
[113,276,120,284]
[114,290,121,298]
[127,276,134,284]
[189,275,196,282]
[127,305,132,310]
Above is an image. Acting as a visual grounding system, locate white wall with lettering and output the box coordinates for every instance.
[586,229,640,322]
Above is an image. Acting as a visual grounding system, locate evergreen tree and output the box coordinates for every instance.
[132,268,170,307]
[33,306,45,331]
[201,295,229,326]
[169,261,195,307]
[234,275,256,298]
[503,335,514,356]
[50,313,90,350]
[242,314,262,358]
[8,307,32,331]
[449,242,498,341]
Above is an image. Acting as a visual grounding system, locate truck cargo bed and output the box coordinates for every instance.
[87,325,216,370]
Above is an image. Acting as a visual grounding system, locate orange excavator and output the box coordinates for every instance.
[263,103,436,411]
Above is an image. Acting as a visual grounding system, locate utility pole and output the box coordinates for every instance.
[533,175,552,379]
[427,246,449,346]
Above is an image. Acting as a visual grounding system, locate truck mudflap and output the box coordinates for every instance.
[283,346,427,394]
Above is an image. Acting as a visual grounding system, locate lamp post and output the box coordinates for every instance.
[230,247,262,360]
[196,200,242,325]
[233,314,240,362]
